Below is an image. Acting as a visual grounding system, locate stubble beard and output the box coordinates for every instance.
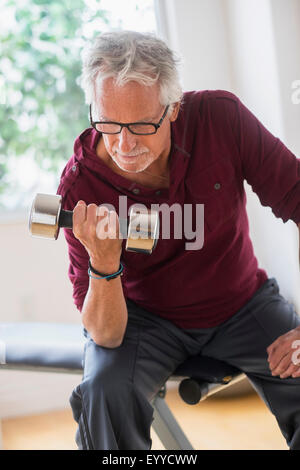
[111,149,154,174]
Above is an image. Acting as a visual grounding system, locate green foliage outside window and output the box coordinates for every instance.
[0,0,109,207]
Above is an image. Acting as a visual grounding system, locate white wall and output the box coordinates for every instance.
[155,0,300,311]
[270,0,300,155]
[0,216,81,324]
[225,0,300,309]
[0,215,82,419]
[156,0,233,91]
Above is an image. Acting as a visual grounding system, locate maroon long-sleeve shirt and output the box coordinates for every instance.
[56,90,300,329]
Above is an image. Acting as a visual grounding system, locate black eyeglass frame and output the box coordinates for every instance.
[89,104,170,135]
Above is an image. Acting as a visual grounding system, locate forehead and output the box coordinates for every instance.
[95,77,161,121]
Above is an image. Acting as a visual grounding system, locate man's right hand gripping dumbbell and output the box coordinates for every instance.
[73,201,123,275]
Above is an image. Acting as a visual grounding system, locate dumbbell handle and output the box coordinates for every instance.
[58,208,128,230]
[58,209,73,229]
[57,207,128,238]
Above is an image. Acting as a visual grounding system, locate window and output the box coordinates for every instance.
[0,0,157,213]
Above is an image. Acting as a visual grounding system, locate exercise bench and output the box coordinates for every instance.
[0,322,245,450]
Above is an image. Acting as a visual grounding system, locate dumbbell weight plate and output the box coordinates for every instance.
[29,193,64,240]
[126,206,159,254]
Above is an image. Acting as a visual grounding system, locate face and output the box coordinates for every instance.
[94,78,179,174]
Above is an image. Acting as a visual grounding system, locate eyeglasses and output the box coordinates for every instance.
[89,104,170,135]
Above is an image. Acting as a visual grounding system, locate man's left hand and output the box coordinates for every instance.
[267,326,300,378]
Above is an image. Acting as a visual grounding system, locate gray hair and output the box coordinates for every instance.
[80,31,183,112]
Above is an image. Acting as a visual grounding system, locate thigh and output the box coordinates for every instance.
[198,277,300,446]
[82,299,200,402]
[201,277,300,377]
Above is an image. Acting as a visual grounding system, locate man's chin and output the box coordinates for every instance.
[112,155,151,174]
[117,164,149,174]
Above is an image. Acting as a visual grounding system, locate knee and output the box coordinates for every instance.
[90,364,127,393]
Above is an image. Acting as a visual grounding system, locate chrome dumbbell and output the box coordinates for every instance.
[28,193,159,254]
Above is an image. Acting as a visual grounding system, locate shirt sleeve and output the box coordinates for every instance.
[228,94,300,225]
[63,225,89,313]
[56,185,89,313]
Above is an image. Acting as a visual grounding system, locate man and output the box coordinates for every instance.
[56,30,300,450]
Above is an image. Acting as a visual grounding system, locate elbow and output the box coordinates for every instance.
[93,334,124,349]
[82,315,124,348]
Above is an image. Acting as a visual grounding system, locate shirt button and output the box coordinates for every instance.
[214,183,221,190]
[72,165,77,172]
[132,188,140,195]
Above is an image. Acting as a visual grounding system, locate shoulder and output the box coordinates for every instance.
[205,89,239,102]
[56,127,95,209]
[56,157,79,211]
[182,89,239,102]
[179,89,241,135]
[177,90,240,128]
[184,89,240,111]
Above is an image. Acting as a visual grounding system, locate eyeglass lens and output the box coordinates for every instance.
[95,123,157,135]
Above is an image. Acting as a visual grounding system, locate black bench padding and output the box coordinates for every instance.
[0,323,241,384]
[173,355,240,384]
[0,322,85,371]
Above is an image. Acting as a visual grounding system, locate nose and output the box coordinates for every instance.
[116,127,137,154]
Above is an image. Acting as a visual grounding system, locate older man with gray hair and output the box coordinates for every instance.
[56,30,300,450]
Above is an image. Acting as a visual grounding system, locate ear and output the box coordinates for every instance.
[169,102,181,122]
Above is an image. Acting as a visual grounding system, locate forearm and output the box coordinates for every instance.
[81,260,128,348]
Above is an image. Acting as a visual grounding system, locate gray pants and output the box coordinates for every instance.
[69,277,300,450]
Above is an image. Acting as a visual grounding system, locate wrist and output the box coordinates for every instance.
[89,258,120,275]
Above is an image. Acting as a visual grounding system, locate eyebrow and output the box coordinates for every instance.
[99,115,156,123]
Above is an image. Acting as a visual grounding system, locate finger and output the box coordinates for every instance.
[267,330,292,357]
[267,335,287,359]
[107,210,120,239]
[73,201,87,234]
[95,208,110,240]
[270,352,291,376]
[267,339,282,364]
[291,340,300,366]
[267,344,276,363]
[292,368,300,378]
[267,340,277,356]
[268,347,286,371]
[96,204,110,219]
[73,200,86,214]
[279,362,298,379]
[86,203,99,225]
[268,340,292,370]
[74,200,86,214]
